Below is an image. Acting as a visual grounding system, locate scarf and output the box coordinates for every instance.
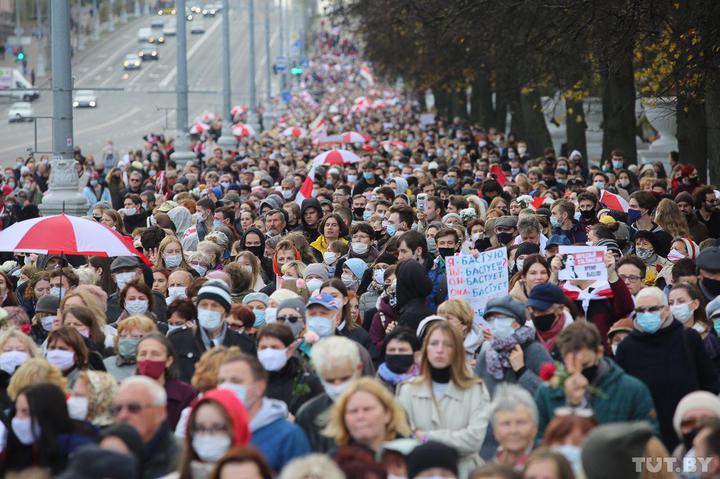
[485,325,536,380]
[377,363,419,385]
[536,315,566,354]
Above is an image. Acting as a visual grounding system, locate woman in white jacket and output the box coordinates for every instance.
[397,320,491,478]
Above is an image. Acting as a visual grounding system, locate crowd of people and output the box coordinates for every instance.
[0,17,720,479]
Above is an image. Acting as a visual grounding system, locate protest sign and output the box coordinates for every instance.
[445,247,508,325]
[558,245,607,281]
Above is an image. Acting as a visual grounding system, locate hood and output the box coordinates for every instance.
[192,388,251,446]
[300,198,322,227]
[392,176,408,197]
[396,260,433,309]
[36,254,67,270]
[249,397,288,432]
[168,206,192,235]
[240,227,266,252]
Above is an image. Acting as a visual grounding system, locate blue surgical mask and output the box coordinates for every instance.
[219,382,248,405]
[307,315,334,337]
[714,318,720,336]
[490,317,515,339]
[386,224,397,237]
[212,219,223,229]
[447,177,457,187]
[253,309,266,328]
[50,286,64,300]
[594,181,605,190]
[636,311,663,334]
[574,211,582,221]
[627,208,642,223]
[550,216,561,228]
[363,172,374,181]
[362,210,372,221]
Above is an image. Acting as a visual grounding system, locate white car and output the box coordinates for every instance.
[8,102,33,122]
[163,24,176,36]
[137,27,152,42]
[151,18,164,29]
[190,19,205,34]
[73,90,97,108]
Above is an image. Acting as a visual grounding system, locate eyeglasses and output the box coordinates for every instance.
[635,306,663,314]
[554,407,594,418]
[111,402,154,415]
[619,274,642,283]
[277,315,300,323]
[193,423,229,435]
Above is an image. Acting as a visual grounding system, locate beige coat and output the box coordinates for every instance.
[397,378,491,478]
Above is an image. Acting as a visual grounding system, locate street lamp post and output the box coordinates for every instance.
[120,0,128,23]
[264,0,271,101]
[279,0,287,92]
[36,0,46,77]
[40,0,88,216]
[108,0,115,32]
[216,0,236,152]
[92,0,100,40]
[170,0,196,165]
[246,0,259,132]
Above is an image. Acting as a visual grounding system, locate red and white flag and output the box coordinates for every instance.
[600,190,630,213]
[295,166,316,206]
[490,164,508,186]
[309,113,325,133]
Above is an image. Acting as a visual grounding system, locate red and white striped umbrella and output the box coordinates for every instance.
[340,131,369,144]
[282,127,308,138]
[312,149,361,166]
[189,122,209,135]
[380,140,408,152]
[231,105,248,117]
[0,214,147,260]
[232,123,256,137]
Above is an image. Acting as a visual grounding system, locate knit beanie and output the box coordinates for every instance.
[672,391,720,437]
[242,292,269,307]
[197,280,233,312]
[406,441,458,479]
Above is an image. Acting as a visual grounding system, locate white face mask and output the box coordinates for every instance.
[41,315,56,332]
[164,254,182,268]
[125,299,149,315]
[306,278,323,293]
[46,349,75,371]
[168,286,187,299]
[114,271,136,291]
[257,348,288,371]
[265,307,277,323]
[321,379,352,401]
[351,242,369,255]
[12,417,37,445]
[323,252,337,265]
[192,435,232,462]
[0,350,28,375]
[67,396,89,421]
[197,308,223,331]
[373,269,385,285]
[671,303,694,323]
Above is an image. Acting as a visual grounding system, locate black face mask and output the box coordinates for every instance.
[475,238,492,251]
[438,247,456,259]
[385,354,415,374]
[245,245,264,259]
[582,364,599,384]
[580,210,595,220]
[703,278,720,297]
[682,429,699,450]
[496,232,514,245]
[353,207,365,218]
[532,312,557,332]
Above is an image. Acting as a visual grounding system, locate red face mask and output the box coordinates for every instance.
[137,359,166,380]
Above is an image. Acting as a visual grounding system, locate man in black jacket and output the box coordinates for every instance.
[615,286,720,451]
[168,280,255,382]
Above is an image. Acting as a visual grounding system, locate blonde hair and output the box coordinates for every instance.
[114,315,158,352]
[281,260,307,278]
[415,321,480,390]
[191,346,242,392]
[437,299,474,334]
[277,454,345,479]
[60,289,108,330]
[654,198,690,239]
[158,235,191,270]
[8,358,67,401]
[323,377,411,446]
[0,327,41,358]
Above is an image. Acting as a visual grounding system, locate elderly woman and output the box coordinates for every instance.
[324,377,411,454]
[70,370,118,427]
[397,321,491,478]
[103,315,158,381]
[490,384,539,469]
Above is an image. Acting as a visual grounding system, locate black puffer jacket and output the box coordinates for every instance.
[395,260,433,332]
[294,198,322,243]
[265,356,323,415]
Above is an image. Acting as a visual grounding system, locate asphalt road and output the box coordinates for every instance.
[0,0,287,166]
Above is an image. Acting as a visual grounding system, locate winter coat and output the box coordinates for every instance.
[250,398,311,472]
[475,340,552,397]
[265,356,324,416]
[397,378,491,478]
[615,320,720,450]
[165,379,196,432]
[395,260,433,332]
[295,392,335,453]
[294,199,322,243]
[427,256,449,313]
[551,220,588,245]
[338,323,379,365]
[142,422,180,479]
[168,324,256,383]
[369,295,400,351]
[535,358,658,439]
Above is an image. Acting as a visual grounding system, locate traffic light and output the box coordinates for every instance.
[13,47,25,61]
[291,66,303,76]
